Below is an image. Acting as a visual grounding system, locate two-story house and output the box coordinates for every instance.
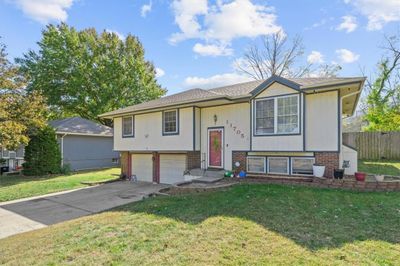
[100,75,364,184]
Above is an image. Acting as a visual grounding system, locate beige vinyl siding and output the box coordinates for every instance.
[305,90,339,151]
[201,103,250,170]
[255,82,298,98]
[114,107,194,151]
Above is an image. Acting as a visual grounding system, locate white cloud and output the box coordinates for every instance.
[344,0,400,30]
[13,0,74,23]
[193,43,233,57]
[336,15,358,33]
[141,1,152,18]
[336,48,360,63]
[183,72,252,89]
[105,29,125,40]
[156,68,165,78]
[307,51,324,64]
[170,0,281,56]
[169,0,208,43]
[203,0,281,42]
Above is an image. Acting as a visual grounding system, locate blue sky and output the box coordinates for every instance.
[0,0,399,95]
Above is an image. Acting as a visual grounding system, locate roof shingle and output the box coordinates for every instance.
[99,76,365,117]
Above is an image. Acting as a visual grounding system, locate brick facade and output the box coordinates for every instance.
[315,152,339,178]
[232,151,247,173]
[120,151,129,177]
[186,151,201,170]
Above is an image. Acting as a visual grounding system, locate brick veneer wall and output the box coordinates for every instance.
[120,151,130,177]
[315,152,339,178]
[232,151,247,172]
[187,151,201,170]
[152,152,159,183]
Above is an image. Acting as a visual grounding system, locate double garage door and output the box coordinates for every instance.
[131,153,186,184]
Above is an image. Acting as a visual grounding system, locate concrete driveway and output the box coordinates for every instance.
[0,181,169,239]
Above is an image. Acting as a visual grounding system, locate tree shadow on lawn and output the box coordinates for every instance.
[118,183,400,251]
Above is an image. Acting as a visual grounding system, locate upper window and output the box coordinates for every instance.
[122,116,134,137]
[163,110,178,135]
[255,95,299,135]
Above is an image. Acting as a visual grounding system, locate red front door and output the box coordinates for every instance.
[208,128,223,168]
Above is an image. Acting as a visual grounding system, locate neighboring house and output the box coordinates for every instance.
[99,75,365,184]
[0,145,25,172]
[49,117,120,171]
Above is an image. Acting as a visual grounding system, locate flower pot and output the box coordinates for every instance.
[313,165,325,178]
[355,172,366,182]
[334,169,344,179]
[374,175,384,182]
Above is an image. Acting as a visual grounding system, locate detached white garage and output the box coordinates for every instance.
[131,154,153,182]
[159,154,186,184]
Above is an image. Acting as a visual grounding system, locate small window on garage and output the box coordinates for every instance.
[291,157,315,175]
[267,157,289,174]
[247,156,266,173]
[122,116,134,137]
[163,109,178,135]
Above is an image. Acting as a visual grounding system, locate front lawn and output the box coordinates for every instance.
[0,184,399,265]
[358,159,400,176]
[0,168,120,202]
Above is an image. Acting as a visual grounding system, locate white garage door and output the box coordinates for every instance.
[131,154,153,182]
[160,154,186,184]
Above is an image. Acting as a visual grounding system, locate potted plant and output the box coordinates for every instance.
[374,174,384,182]
[313,164,325,178]
[333,169,344,179]
[355,172,366,181]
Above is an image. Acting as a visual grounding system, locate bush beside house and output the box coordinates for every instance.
[23,126,61,176]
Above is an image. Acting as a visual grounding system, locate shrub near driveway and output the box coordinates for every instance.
[0,184,399,265]
[0,168,120,202]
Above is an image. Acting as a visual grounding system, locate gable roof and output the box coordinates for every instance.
[49,117,113,136]
[99,76,365,118]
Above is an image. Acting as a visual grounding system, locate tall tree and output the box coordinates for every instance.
[237,30,341,79]
[17,24,166,125]
[363,34,400,131]
[0,38,47,150]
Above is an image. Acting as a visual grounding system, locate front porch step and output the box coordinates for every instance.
[186,168,225,183]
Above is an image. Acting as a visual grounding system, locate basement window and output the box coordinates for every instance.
[291,157,315,176]
[267,157,289,175]
[247,157,266,173]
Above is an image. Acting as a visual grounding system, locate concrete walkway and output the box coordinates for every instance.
[0,181,168,239]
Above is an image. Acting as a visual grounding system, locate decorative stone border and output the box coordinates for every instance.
[161,176,400,195]
[243,177,400,192]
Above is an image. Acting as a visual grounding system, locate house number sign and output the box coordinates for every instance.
[226,120,246,139]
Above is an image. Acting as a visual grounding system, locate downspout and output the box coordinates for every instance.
[60,133,67,167]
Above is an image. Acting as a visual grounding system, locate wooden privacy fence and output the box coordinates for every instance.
[343,132,400,160]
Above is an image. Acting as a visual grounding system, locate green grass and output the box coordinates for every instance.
[0,168,120,202]
[0,184,399,265]
[358,160,400,176]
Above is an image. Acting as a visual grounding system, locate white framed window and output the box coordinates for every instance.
[122,116,134,137]
[291,157,315,176]
[255,99,274,134]
[163,109,178,135]
[247,156,266,173]
[255,94,299,135]
[267,157,289,174]
[2,148,10,158]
